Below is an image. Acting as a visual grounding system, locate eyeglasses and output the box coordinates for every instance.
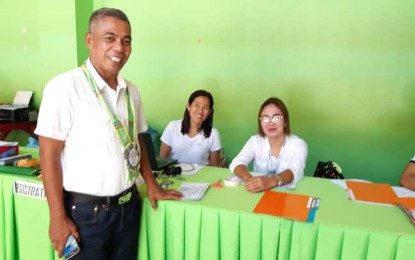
[259,115,284,124]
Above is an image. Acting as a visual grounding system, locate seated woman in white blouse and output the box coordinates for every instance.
[160,90,222,166]
[229,97,308,192]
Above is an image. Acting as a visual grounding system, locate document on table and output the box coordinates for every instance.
[178,182,210,200]
[253,190,320,222]
[332,179,415,208]
[345,180,398,205]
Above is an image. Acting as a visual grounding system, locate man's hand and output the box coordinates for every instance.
[146,182,182,209]
[49,216,79,257]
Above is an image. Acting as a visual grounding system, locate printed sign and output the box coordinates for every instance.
[13,180,46,200]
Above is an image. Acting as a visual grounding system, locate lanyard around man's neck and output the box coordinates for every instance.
[80,63,135,148]
[81,63,140,181]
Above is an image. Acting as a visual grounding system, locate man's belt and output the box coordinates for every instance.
[64,185,137,206]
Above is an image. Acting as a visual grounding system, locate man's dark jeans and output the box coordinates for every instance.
[64,185,141,260]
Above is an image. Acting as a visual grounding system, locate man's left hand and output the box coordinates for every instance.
[147,182,182,209]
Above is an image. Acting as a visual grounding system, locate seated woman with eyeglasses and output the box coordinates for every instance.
[159,90,222,166]
[229,97,308,192]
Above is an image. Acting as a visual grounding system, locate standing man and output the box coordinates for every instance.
[35,8,181,259]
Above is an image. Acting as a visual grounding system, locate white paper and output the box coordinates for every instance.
[13,91,33,106]
[178,182,210,200]
[0,91,33,110]
[392,186,415,198]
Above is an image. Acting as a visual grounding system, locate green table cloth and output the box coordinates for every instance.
[1,148,414,260]
[138,166,415,260]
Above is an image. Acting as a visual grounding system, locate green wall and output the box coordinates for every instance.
[1,1,414,185]
[0,0,78,106]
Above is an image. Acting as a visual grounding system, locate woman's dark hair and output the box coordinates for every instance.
[257,97,290,137]
[181,90,214,138]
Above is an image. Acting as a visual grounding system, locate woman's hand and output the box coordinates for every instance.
[244,176,275,192]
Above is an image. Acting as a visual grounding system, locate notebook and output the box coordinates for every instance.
[141,132,177,171]
[178,182,210,200]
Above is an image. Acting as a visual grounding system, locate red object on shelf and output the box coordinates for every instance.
[0,121,37,140]
[0,145,19,156]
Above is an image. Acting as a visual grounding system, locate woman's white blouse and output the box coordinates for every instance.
[160,120,222,165]
[229,134,308,189]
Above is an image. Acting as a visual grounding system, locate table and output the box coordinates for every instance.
[0,148,53,260]
[138,168,415,260]
[1,148,415,260]
[0,122,37,140]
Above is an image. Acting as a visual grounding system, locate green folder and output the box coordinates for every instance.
[0,165,40,176]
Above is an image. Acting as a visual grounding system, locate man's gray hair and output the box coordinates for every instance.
[89,7,130,32]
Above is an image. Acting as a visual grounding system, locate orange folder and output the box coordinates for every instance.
[397,197,415,209]
[346,181,398,205]
[253,190,317,222]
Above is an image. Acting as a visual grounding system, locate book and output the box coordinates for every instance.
[178,182,210,201]
[346,180,398,205]
[253,190,320,222]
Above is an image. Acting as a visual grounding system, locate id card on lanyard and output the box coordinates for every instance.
[81,63,139,181]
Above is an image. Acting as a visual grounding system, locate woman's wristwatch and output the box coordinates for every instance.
[275,175,283,187]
